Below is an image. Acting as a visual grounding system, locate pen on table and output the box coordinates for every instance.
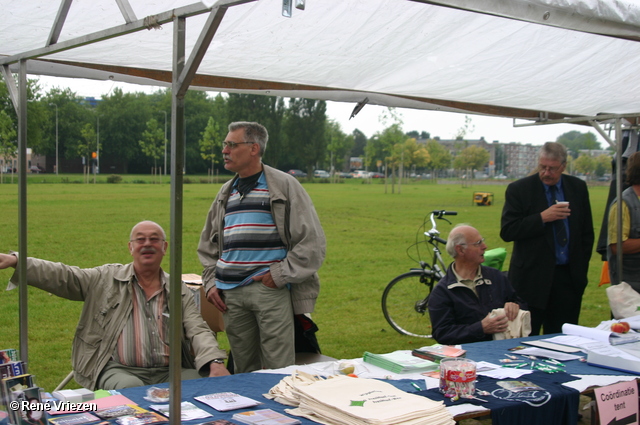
[411,382,422,391]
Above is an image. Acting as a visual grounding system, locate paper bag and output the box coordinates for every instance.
[606,282,640,319]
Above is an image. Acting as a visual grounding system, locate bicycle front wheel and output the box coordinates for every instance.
[382,270,436,338]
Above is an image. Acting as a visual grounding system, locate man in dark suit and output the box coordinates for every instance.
[501,142,594,335]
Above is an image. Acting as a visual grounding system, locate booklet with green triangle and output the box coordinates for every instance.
[363,350,438,373]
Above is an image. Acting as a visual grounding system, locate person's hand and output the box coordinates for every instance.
[481,312,509,335]
[206,287,227,313]
[503,302,520,321]
[208,361,230,377]
[0,253,17,270]
[253,271,277,289]
[541,203,570,223]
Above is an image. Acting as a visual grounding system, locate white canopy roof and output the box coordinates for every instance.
[3,2,638,412]
[3,0,640,123]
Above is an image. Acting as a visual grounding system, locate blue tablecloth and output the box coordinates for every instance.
[419,333,639,425]
[119,373,315,424]
[44,334,640,425]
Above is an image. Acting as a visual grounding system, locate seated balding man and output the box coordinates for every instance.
[0,220,230,390]
[428,224,527,345]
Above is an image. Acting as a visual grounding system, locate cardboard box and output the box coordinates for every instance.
[183,274,224,333]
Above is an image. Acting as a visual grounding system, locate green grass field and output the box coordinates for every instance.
[0,177,612,392]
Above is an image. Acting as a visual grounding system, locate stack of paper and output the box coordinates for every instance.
[286,375,454,425]
[363,350,438,374]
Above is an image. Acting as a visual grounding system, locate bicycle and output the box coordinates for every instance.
[381,209,457,338]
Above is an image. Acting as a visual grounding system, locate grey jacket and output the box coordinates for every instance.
[198,164,326,314]
[10,257,227,390]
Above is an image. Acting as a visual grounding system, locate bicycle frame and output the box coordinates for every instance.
[418,210,452,278]
[381,210,456,338]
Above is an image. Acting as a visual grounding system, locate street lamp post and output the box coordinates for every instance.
[49,103,58,174]
[162,111,167,177]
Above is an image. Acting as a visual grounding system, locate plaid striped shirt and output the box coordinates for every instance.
[215,174,287,289]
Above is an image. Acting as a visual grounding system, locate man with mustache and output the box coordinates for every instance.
[198,121,326,373]
[0,220,230,390]
[501,142,594,335]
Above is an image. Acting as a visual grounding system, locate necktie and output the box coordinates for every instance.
[549,185,567,247]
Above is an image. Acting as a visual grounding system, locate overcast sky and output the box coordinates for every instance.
[37,76,611,148]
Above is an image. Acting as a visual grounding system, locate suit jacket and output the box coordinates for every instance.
[500,173,594,310]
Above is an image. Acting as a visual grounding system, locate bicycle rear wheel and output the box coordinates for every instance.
[382,269,436,338]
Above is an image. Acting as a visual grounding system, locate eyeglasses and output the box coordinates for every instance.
[538,164,563,173]
[222,141,255,150]
[460,237,485,247]
[130,237,165,245]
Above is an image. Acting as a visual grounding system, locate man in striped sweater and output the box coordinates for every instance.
[198,122,326,373]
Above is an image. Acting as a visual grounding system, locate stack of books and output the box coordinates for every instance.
[0,348,45,425]
[363,350,439,373]
[411,344,466,363]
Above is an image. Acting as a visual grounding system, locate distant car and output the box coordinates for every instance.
[336,172,352,178]
[287,169,307,178]
[494,174,507,180]
[370,172,385,178]
[314,170,330,178]
[29,165,45,174]
[351,170,371,178]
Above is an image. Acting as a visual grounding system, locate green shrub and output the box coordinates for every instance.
[106,174,123,184]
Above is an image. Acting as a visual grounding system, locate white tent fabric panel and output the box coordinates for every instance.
[2,0,640,119]
[418,0,640,40]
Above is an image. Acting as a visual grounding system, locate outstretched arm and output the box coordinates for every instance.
[0,253,17,269]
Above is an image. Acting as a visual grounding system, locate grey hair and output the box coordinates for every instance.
[229,121,269,156]
[539,141,567,164]
[130,220,166,240]
[445,224,470,258]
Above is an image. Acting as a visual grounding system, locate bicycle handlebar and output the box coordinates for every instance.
[431,210,457,217]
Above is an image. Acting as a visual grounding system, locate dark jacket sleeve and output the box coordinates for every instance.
[500,178,546,243]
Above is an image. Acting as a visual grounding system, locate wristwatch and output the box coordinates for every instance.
[211,359,225,364]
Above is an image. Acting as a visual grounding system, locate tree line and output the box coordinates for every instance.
[0,77,610,178]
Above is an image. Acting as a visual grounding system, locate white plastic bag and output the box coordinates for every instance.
[606,282,640,319]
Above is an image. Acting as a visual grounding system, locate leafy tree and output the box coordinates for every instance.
[227,94,286,169]
[406,130,430,140]
[199,116,223,176]
[351,129,367,157]
[453,145,490,175]
[97,88,151,173]
[139,118,165,181]
[282,98,327,174]
[494,144,507,175]
[425,140,452,176]
[574,154,597,178]
[453,115,475,140]
[594,154,612,178]
[388,138,430,173]
[325,120,353,173]
[184,90,218,174]
[42,88,95,170]
[0,77,46,158]
[367,123,405,171]
[77,123,97,183]
[556,131,600,157]
[0,110,17,182]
